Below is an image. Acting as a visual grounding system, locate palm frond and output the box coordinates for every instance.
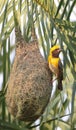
[0,0,76,130]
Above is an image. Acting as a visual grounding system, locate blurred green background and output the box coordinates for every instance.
[0,0,76,130]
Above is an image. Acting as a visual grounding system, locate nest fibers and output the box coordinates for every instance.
[6,41,52,122]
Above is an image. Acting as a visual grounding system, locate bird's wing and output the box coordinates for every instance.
[58,59,63,80]
[58,59,63,90]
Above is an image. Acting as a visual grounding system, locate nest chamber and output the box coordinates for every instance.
[6,38,52,122]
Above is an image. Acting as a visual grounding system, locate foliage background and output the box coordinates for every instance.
[0,0,76,130]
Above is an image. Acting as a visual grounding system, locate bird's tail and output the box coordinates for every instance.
[58,79,63,91]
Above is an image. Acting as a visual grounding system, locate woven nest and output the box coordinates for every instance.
[6,41,52,122]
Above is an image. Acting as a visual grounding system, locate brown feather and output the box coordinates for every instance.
[58,59,63,90]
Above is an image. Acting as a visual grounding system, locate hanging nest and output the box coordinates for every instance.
[6,36,52,122]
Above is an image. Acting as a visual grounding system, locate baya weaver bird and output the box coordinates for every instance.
[48,45,63,90]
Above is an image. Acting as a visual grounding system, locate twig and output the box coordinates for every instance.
[29,112,76,129]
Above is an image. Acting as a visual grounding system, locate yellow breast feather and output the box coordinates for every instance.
[48,55,59,68]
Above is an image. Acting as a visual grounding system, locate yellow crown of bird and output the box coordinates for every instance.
[50,45,60,54]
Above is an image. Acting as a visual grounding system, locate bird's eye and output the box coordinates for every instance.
[55,48,60,51]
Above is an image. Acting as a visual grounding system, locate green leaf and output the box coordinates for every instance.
[67,0,76,20]
[55,0,64,18]
[60,0,70,19]
[1,0,8,36]
[0,120,26,130]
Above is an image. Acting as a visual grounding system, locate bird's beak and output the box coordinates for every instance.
[58,48,63,53]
